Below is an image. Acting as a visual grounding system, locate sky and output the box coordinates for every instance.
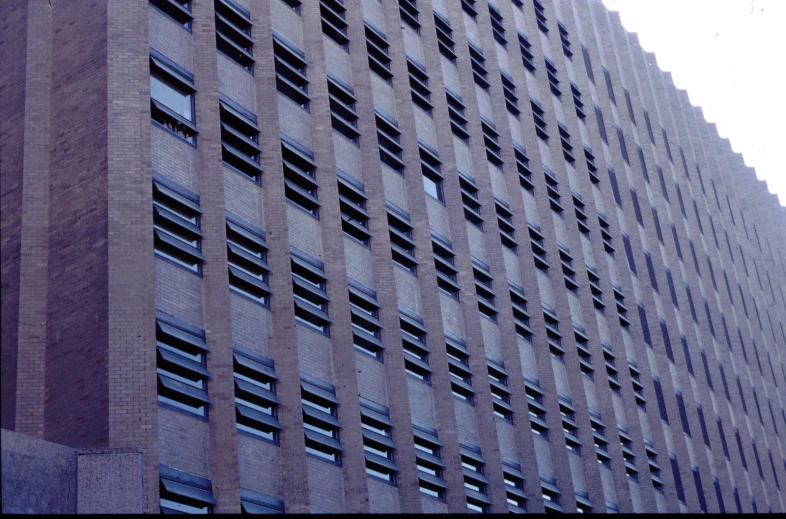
[601,0,786,207]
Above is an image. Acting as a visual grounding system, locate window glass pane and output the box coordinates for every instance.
[151,73,192,121]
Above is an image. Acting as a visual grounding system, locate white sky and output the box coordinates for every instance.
[601,0,786,207]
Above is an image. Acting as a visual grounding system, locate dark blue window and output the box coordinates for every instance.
[736,376,747,415]
[651,207,663,243]
[660,321,673,362]
[670,455,685,504]
[595,105,607,143]
[719,364,731,401]
[693,467,707,513]
[689,241,700,275]
[680,336,693,375]
[653,377,669,423]
[717,417,729,459]
[704,300,714,336]
[686,285,697,323]
[714,477,725,513]
[732,488,742,513]
[671,225,682,259]
[676,392,691,437]
[769,451,780,489]
[630,188,643,224]
[666,270,678,308]
[701,351,713,390]
[645,253,658,292]
[617,127,629,163]
[608,167,621,206]
[752,442,764,479]
[676,184,686,217]
[623,234,636,274]
[735,429,747,470]
[697,405,710,447]
[637,146,648,182]
[637,304,651,346]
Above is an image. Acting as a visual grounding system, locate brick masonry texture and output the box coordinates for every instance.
[2,0,786,514]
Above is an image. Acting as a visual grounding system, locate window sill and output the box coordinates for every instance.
[155,252,203,278]
[152,120,197,148]
[158,401,209,422]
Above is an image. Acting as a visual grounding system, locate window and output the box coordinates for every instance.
[481,118,504,166]
[581,44,594,83]
[662,129,673,163]
[617,126,629,164]
[215,0,254,72]
[545,58,561,96]
[399,0,420,30]
[559,245,577,290]
[361,399,398,483]
[280,0,301,13]
[401,309,431,381]
[657,166,669,201]
[612,284,629,326]
[241,488,284,514]
[468,42,489,89]
[320,0,349,47]
[543,303,563,357]
[156,313,210,417]
[586,265,604,309]
[219,97,262,181]
[697,404,710,447]
[693,467,708,512]
[629,360,645,405]
[150,0,193,27]
[433,233,460,298]
[529,222,549,270]
[558,123,575,163]
[637,303,651,346]
[510,282,533,340]
[446,334,474,402]
[604,344,621,392]
[532,0,548,33]
[153,177,203,272]
[558,21,572,57]
[338,172,371,245]
[408,58,433,113]
[226,216,270,305]
[159,466,214,514]
[637,147,649,183]
[489,3,507,45]
[575,325,593,375]
[525,378,548,436]
[420,142,444,202]
[461,444,490,512]
[388,203,417,273]
[585,147,600,184]
[291,249,330,334]
[675,391,691,437]
[149,52,197,143]
[414,426,447,499]
[573,192,590,235]
[366,22,393,80]
[501,71,520,115]
[518,32,536,73]
[645,441,663,492]
[461,0,477,17]
[594,105,607,143]
[622,233,636,274]
[544,167,563,213]
[234,349,280,441]
[619,427,638,480]
[644,251,658,292]
[273,34,309,109]
[496,198,517,250]
[302,377,342,463]
[560,396,581,452]
[327,75,360,143]
[590,411,611,465]
[473,259,497,321]
[460,174,483,227]
[282,136,320,216]
[376,109,405,172]
[349,281,384,359]
[515,143,534,190]
[503,461,528,512]
[571,83,585,119]
[489,359,513,421]
[541,477,563,513]
[598,213,614,253]
[651,207,663,243]
[603,67,616,104]
[434,12,456,61]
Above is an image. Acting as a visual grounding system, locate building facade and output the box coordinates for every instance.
[2,0,786,513]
